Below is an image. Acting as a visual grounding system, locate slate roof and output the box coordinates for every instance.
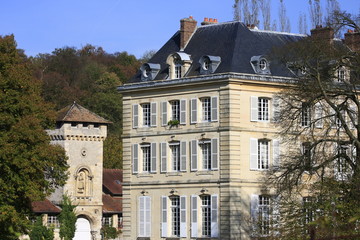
[57,102,111,124]
[31,199,61,214]
[103,169,122,195]
[102,194,122,213]
[129,21,308,83]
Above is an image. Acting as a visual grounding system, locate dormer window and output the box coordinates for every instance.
[140,63,160,81]
[199,55,221,75]
[166,52,192,79]
[250,56,271,74]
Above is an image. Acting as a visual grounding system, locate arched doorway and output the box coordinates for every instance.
[73,217,91,240]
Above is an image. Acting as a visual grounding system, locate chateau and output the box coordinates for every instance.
[118,17,360,240]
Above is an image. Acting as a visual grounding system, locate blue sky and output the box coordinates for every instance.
[0,0,359,58]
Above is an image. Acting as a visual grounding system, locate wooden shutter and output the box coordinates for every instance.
[150,102,157,127]
[180,196,187,237]
[211,194,219,237]
[315,102,323,128]
[250,138,258,170]
[190,98,197,124]
[145,196,151,237]
[250,96,258,122]
[211,96,218,122]
[180,99,186,124]
[160,142,167,173]
[150,143,157,173]
[161,102,168,126]
[180,141,187,172]
[133,104,139,128]
[132,144,138,174]
[139,196,145,236]
[211,138,219,170]
[191,195,198,238]
[190,140,198,171]
[272,96,280,122]
[250,194,259,222]
[273,139,280,168]
[161,196,168,237]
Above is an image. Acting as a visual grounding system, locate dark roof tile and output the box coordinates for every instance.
[31,199,61,214]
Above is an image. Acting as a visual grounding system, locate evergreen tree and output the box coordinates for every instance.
[58,195,77,240]
[29,216,54,240]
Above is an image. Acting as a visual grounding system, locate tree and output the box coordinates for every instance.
[0,35,68,239]
[58,195,77,240]
[259,0,271,30]
[29,216,54,240]
[266,12,360,239]
[279,0,291,32]
[309,0,323,28]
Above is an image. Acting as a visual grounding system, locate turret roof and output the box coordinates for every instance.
[57,102,111,124]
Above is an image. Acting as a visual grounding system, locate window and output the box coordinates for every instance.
[258,195,270,235]
[258,140,269,170]
[303,197,315,225]
[335,144,353,180]
[170,100,180,121]
[201,97,211,122]
[174,59,182,79]
[251,96,271,122]
[170,142,180,171]
[142,145,151,172]
[201,141,211,170]
[259,59,268,71]
[337,69,345,82]
[251,195,278,237]
[118,214,123,228]
[142,103,151,127]
[202,58,210,70]
[250,56,271,74]
[191,139,218,171]
[201,195,211,237]
[191,195,218,238]
[102,215,112,226]
[301,103,311,127]
[47,215,59,228]
[139,196,151,237]
[171,197,180,237]
[302,142,312,170]
[250,139,280,170]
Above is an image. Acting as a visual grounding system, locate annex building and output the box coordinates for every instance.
[118,16,360,240]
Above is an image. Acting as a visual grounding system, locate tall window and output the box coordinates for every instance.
[258,98,269,121]
[258,140,269,170]
[201,195,211,237]
[142,145,151,172]
[335,145,352,180]
[201,97,211,122]
[170,100,180,121]
[201,142,211,170]
[301,103,311,127]
[142,103,151,127]
[170,143,180,171]
[337,69,345,82]
[303,197,315,225]
[171,197,180,237]
[302,142,312,169]
[258,195,270,236]
[174,60,182,79]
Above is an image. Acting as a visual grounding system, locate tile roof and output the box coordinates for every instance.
[57,102,111,124]
[103,169,122,195]
[129,21,307,83]
[31,199,61,214]
[102,194,122,213]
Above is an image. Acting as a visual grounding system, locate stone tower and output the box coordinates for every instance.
[47,102,111,240]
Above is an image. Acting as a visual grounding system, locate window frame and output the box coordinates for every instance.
[201,97,211,122]
[141,103,151,127]
[201,195,212,237]
[170,196,181,237]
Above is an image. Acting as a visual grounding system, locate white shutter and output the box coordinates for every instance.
[315,102,323,128]
[273,139,280,168]
[180,99,186,124]
[190,140,198,171]
[150,143,157,173]
[349,105,356,129]
[250,138,258,170]
[161,196,168,237]
[211,96,218,122]
[211,138,219,170]
[191,98,197,124]
[272,96,280,122]
[160,142,167,173]
[145,196,151,237]
[273,196,280,233]
[150,102,157,127]
[250,194,259,222]
[132,144,138,174]
[133,104,139,128]
[250,96,259,122]
[139,196,145,236]
[191,195,198,238]
[180,195,187,237]
[211,194,219,237]
[180,141,187,172]
[161,102,168,126]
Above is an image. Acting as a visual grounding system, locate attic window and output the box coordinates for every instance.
[140,63,161,81]
[166,52,192,80]
[250,56,271,75]
[174,59,182,79]
[199,55,221,75]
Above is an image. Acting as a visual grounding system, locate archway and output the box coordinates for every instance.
[73,217,91,240]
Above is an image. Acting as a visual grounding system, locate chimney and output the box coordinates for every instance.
[344,29,360,52]
[180,16,197,50]
[201,17,218,26]
[310,25,334,45]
